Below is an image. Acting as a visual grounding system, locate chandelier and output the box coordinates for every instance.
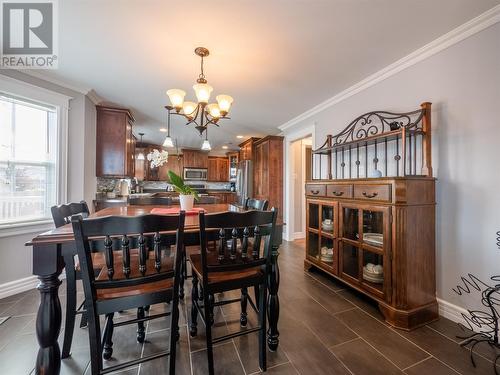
[165,47,233,139]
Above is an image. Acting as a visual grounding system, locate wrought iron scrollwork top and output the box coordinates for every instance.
[331,109,425,146]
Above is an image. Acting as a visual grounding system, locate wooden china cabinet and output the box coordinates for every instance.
[305,103,437,330]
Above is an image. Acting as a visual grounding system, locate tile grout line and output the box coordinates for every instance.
[299,268,440,372]
[401,355,433,371]
[219,298,248,375]
[329,336,361,349]
[136,318,148,375]
[293,314,353,375]
[179,299,195,375]
[425,324,500,368]
[312,271,469,375]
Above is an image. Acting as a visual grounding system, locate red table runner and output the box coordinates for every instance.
[150,207,206,215]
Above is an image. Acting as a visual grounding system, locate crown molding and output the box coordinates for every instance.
[21,70,92,95]
[278,4,500,132]
[86,89,103,105]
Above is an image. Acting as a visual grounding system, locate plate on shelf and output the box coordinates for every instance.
[320,255,333,262]
[363,263,383,283]
[363,233,383,246]
[362,272,384,284]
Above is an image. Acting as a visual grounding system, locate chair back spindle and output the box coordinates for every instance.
[198,209,277,279]
[138,234,147,276]
[218,229,225,261]
[104,235,114,279]
[71,213,186,301]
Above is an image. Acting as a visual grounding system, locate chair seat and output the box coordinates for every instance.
[96,279,174,300]
[95,251,175,301]
[189,252,263,286]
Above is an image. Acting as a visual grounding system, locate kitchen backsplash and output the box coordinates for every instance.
[97,177,231,193]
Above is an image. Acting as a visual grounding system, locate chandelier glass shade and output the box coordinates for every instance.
[166,47,233,135]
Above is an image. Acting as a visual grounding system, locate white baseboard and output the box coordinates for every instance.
[293,231,305,240]
[0,276,39,300]
[0,272,67,300]
[437,297,468,325]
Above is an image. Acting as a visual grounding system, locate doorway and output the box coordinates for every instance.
[289,136,312,240]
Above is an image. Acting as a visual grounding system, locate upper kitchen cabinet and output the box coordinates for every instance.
[163,154,183,180]
[239,137,260,160]
[96,105,136,177]
[227,151,239,180]
[182,149,209,168]
[253,136,284,220]
[135,143,183,181]
[208,157,229,182]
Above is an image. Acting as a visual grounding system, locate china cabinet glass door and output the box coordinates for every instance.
[306,200,338,274]
[340,203,391,301]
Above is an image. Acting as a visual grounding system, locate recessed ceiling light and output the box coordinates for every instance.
[159,128,167,132]
[236,135,244,139]
[222,145,228,149]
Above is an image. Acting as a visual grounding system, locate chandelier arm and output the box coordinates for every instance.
[205,119,220,127]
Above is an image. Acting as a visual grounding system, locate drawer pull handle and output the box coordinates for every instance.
[332,191,344,196]
[362,192,378,198]
[311,190,320,195]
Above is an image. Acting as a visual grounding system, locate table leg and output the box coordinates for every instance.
[33,244,64,375]
[267,243,280,351]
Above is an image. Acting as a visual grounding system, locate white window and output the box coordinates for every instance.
[0,94,58,225]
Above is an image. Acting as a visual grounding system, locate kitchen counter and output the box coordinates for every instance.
[93,191,237,211]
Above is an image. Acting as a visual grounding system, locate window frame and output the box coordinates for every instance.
[0,74,71,235]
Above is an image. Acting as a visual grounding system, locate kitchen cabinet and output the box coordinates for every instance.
[227,151,239,180]
[163,154,183,180]
[208,192,237,204]
[208,157,229,182]
[253,136,283,221]
[238,137,260,161]
[135,143,182,181]
[135,146,146,180]
[96,105,136,177]
[183,149,209,168]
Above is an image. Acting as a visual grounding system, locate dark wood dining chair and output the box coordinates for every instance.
[189,209,278,374]
[71,213,185,375]
[244,198,269,211]
[50,201,90,359]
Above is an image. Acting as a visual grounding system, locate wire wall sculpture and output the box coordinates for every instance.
[453,231,500,374]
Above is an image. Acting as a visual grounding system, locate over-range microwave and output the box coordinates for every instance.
[183,167,208,181]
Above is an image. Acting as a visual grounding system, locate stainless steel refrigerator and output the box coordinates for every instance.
[235,160,252,206]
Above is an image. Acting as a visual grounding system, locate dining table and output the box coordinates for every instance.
[27,203,282,375]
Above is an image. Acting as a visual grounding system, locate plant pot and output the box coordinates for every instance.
[179,194,194,211]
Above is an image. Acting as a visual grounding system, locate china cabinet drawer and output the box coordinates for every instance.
[326,184,353,199]
[306,184,326,197]
[353,184,391,202]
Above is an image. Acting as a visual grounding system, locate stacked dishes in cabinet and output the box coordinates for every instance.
[320,247,333,262]
[363,263,383,284]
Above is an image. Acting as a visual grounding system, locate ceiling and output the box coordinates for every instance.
[36,0,498,151]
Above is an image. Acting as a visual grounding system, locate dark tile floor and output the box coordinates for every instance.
[0,240,498,375]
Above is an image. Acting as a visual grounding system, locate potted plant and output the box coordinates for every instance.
[167,170,199,210]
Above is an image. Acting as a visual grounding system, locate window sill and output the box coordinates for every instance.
[0,219,54,238]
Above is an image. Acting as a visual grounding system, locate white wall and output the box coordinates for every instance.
[0,70,96,287]
[281,22,500,312]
